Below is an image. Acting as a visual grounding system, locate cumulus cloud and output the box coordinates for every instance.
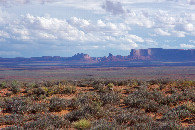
[0,12,141,51]
[0,51,20,56]
[180,43,195,48]
[126,35,144,42]
[0,0,60,6]
[155,28,171,36]
[0,30,10,38]
[188,0,195,5]
[189,40,195,44]
[102,0,125,15]
[2,0,195,55]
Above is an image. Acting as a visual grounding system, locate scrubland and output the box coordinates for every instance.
[0,79,194,129]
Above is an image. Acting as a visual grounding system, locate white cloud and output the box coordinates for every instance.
[145,38,158,46]
[155,28,171,36]
[0,0,60,6]
[183,23,194,32]
[109,42,138,51]
[189,40,195,44]
[188,0,195,5]
[68,17,90,28]
[102,0,125,15]
[0,51,20,56]
[180,43,195,48]
[97,19,106,27]
[171,30,186,37]
[0,30,10,38]
[126,35,144,42]
[1,0,195,56]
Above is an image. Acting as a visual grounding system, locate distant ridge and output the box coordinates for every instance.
[0,48,194,62]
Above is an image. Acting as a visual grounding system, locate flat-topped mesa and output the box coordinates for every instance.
[70,53,92,61]
[130,48,195,61]
[130,49,151,60]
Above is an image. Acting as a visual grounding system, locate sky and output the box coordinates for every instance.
[0,0,195,58]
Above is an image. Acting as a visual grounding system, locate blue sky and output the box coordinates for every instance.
[0,0,195,57]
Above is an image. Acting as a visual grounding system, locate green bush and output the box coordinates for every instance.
[0,81,7,89]
[73,119,91,129]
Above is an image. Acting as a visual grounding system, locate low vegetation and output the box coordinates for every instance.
[0,79,194,129]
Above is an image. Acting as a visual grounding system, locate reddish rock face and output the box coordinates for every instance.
[0,48,194,63]
[129,48,195,61]
[69,53,94,62]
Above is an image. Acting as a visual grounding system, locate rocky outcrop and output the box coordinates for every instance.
[130,48,195,61]
[0,48,194,63]
[69,53,93,61]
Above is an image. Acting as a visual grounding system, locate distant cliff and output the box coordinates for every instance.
[0,48,194,62]
[130,48,195,61]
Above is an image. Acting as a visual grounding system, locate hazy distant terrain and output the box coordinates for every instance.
[0,66,195,81]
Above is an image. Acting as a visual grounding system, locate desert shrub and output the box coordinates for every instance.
[106,83,114,90]
[65,109,86,122]
[0,98,5,108]
[100,92,120,105]
[2,126,24,130]
[53,85,76,94]
[49,98,71,112]
[33,87,48,96]
[91,119,119,130]
[144,101,159,112]
[26,87,48,100]
[130,121,161,130]
[115,80,125,86]
[73,119,91,129]
[92,83,106,92]
[25,82,36,88]
[43,80,57,87]
[24,114,70,129]
[65,104,103,122]
[10,80,21,94]
[162,105,192,121]
[3,97,28,114]
[181,80,195,88]
[124,93,148,108]
[0,114,25,125]
[147,79,170,85]
[131,80,140,87]
[27,103,49,114]
[159,94,179,105]
[145,90,164,102]
[185,102,195,114]
[78,80,92,87]
[124,89,148,105]
[157,105,170,114]
[76,92,101,107]
[81,104,103,119]
[186,125,195,130]
[63,85,76,94]
[127,114,152,125]
[181,89,195,100]
[158,121,184,130]
[0,81,8,89]
[114,112,133,125]
[124,88,161,112]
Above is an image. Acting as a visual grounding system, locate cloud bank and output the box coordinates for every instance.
[0,0,194,57]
